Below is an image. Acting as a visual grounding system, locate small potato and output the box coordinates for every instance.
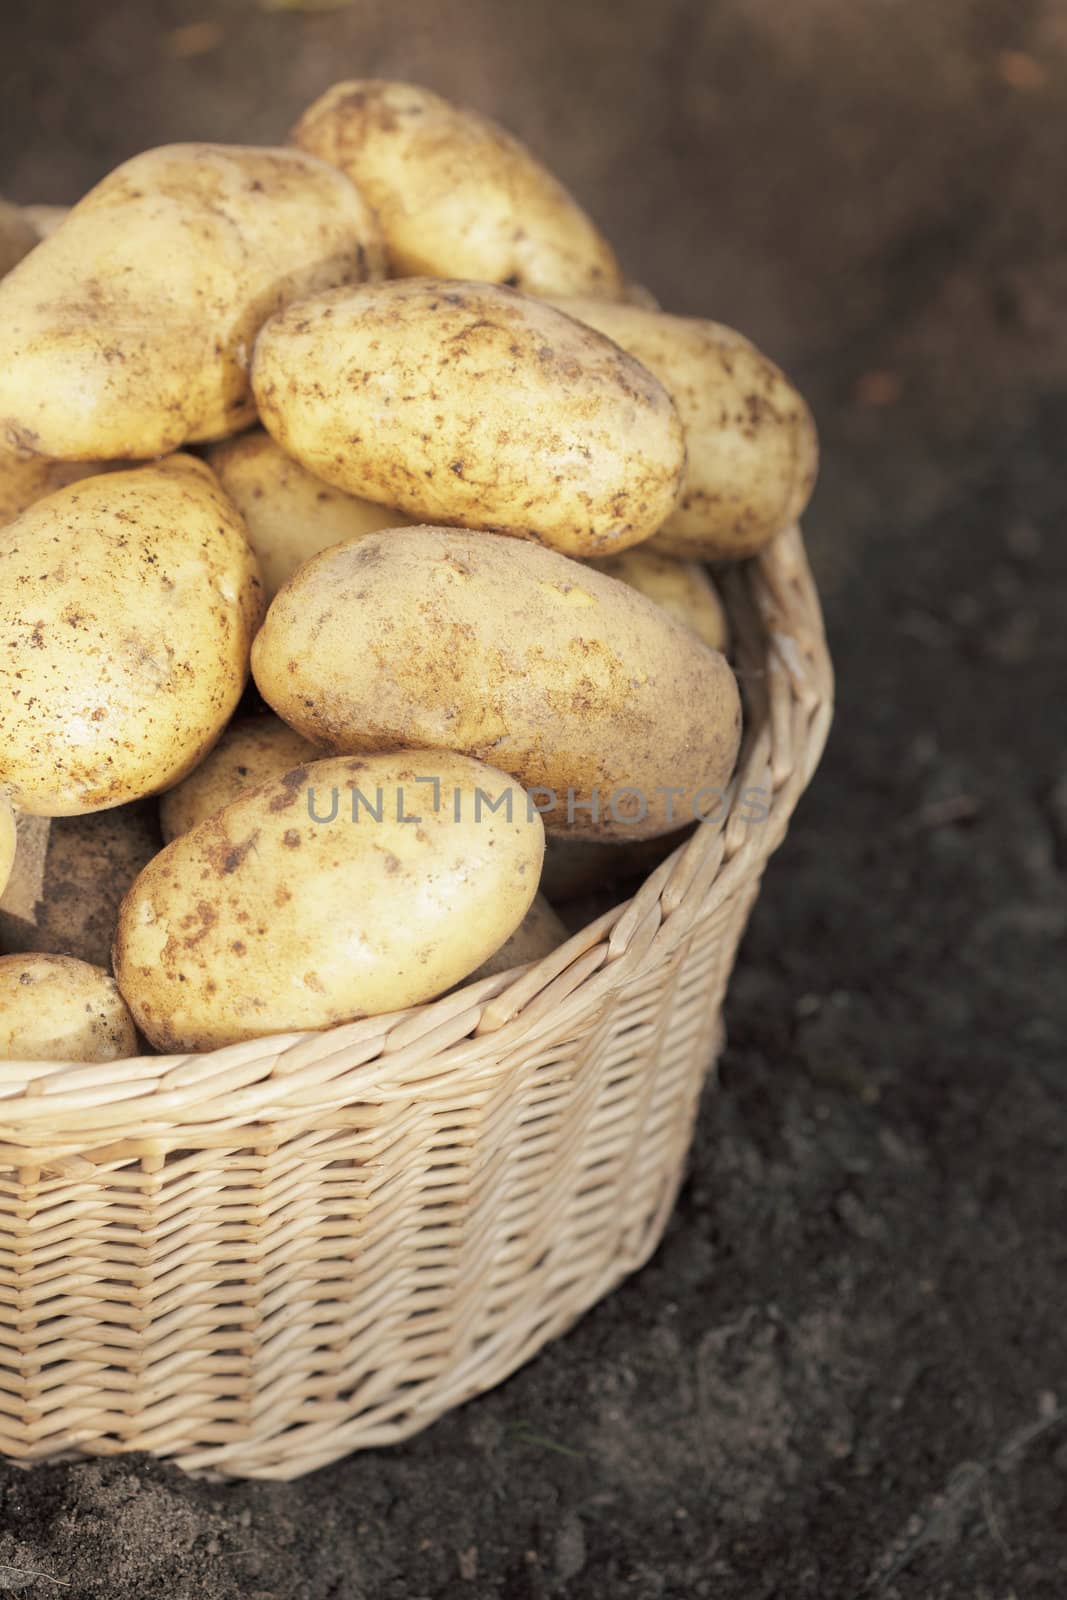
[470,894,567,981]
[0,791,16,900]
[291,80,623,299]
[0,802,162,968]
[20,204,69,241]
[252,280,685,557]
[549,299,818,558]
[0,953,137,1062]
[114,751,544,1051]
[0,198,39,277]
[159,715,319,841]
[0,450,113,527]
[622,281,661,311]
[206,430,411,600]
[587,549,729,653]
[252,527,741,841]
[0,456,263,816]
[0,144,384,460]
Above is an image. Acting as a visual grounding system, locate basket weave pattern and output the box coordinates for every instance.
[0,526,831,1479]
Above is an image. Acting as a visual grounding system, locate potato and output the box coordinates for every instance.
[159,715,319,842]
[0,198,39,277]
[0,144,384,460]
[0,791,16,900]
[549,299,818,558]
[20,204,68,241]
[0,802,162,968]
[0,456,263,816]
[586,549,729,653]
[205,430,411,601]
[252,280,685,557]
[114,751,544,1051]
[252,527,741,840]
[0,450,113,528]
[470,893,567,980]
[291,80,623,299]
[0,953,136,1061]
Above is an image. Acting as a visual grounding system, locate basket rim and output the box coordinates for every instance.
[0,523,832,1155]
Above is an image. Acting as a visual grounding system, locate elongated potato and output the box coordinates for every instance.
[0,456,263,816]
[549,299,818,558]
[587,548,729,652]
[115,751,544,1051]
[291,80,623,299]
[252,280,685,557]
[470,893,567,981]
[206,430,411,600]
[159,715,319,841]
[0,144,384,460]
[252,527,741,840]
[0,802,162,968]
[0,953,137,1061]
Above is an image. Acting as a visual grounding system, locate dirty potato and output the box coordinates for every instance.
[0,952,137,1061]
[587,548,730,652]
[0,802,162,968]
[0,456,263,816]
[291,80,623,298]
[114,751,544,1051]
[252,280,685,557]
[206,430,411,600]
[159,715,319,841]
[550,299,818,558]
[0,144,384,460]
[252,527,741,840]
[0,450,114,527]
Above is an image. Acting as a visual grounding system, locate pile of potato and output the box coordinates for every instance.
[0,82,817,1063]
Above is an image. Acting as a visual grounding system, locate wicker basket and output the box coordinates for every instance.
[0,524,831,1480]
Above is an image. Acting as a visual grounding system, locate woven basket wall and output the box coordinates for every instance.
[0,524,832,1480]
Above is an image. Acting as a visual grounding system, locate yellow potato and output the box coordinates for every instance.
[0,144,384,460]
[206,430,411,600]
[0,791,16,900]
[0,953,137,1061]
[549,299,818,558]
[252,280,685,557]
[291,80,623,299]
[0,456,263,816]
[0,802,162,969]
[587,548,729,653]
[252,527,741,841]
[114,751,544,1051]
[159,715,319,841]
[0,450,113,527]
[470,893,567,980]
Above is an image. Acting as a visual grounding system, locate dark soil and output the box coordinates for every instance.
[1,2,1065,1595]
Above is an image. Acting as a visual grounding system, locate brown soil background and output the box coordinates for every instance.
[1,1,1065,1595]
